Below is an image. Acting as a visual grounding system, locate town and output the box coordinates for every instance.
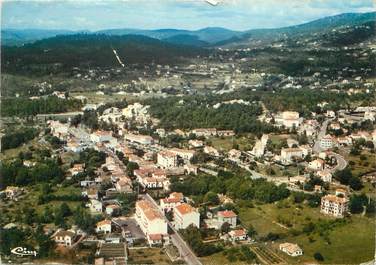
[1,3,376,265]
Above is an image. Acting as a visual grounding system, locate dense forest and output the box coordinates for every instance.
[1,34,207,75]
[145,95,277,134]
[1,96,83,116]
[1,127,39,151]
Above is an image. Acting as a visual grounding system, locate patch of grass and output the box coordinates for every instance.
[239,202,375,264]
[128,248,172,265]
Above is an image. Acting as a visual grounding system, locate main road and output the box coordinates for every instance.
[141,193,202,265]
[312,118,347,172]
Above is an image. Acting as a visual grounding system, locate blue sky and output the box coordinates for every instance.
[1,0,375,31]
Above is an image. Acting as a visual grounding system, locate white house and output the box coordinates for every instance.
[320,134,336,150]
[170,148,195,162]
[279,243,303,256]
[53,230,77,247]
[173,203,200,230]
[90,130,113,143]
[280,147,307,162]
[308,159,325,171]
[217,210,237,228]
[89,199,103,213]
[160,192,184,211]
[228,229,247,242]
[96,220,112,234]
[320,194,349,218]
[316,170,332,182]
[157,151,178,168]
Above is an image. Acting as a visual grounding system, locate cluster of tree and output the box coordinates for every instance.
[259,88,352,115]
[71,110,99,130]
[291,191,322,208]
[349,194,375,214]
[1,96,82,117]
[1,127,39,151]
[223,246,257,263]
[116,193,137,215]
[145,95,277,134]
[302,218,347,244]
[45,134,65,149]
[78,148,106,174]
[115,151,139,177]
[1,158,64,189]
[170,172,290,204]
[2,34,206,75]
[0,226,55,257]
[180,225,223,257]
[333,167,363,190]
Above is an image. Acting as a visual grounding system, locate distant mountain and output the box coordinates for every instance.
[98,27,242,45]
[1,28,79,46]
[1,12,375,48]
[1,27,242,47]
[1,34,206,74]
[220,12,376,47]
[162,34,209,47]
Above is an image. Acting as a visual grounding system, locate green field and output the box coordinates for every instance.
[0,184,83,226]
[238,201,375,264]
[210,135,253,152]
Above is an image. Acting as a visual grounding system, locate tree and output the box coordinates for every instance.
[247,224,257,238]
[314,252,324,261]
[349,194,367,214]
[35,225,55,257]
[334,167,352,185]
[220,222,231,234]
[204,192,219,205]
[349,176,363,191]
[60,202,72,217]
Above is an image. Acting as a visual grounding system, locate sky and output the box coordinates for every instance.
[1,0,375,31]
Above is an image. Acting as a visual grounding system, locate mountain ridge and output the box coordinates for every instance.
[2,12,374,47]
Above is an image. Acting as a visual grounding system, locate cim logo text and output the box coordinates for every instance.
[10,247,37,257]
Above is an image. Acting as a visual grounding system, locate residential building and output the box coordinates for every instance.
[170,148,195,162]
[53,230,77,247]
[157,151,177,168]
[135,200,169,246]
[4,186,22,200]
[124,133,154,145]
[105,204,121,216]
[279,243,303,256]
[88,199,103,213]
[191,128,217,137]
[188,140,204,148]
[217,130,235,137]
[320,134,336,150]
[320,194,349,218]
[173,203,200,230]
[68,164,84,176]
[96,220,112,234]
[228,229,247,242]
[160,192,184,211]
[316,170,332,182]
[204,146,220,157]
[280,147,306,163]
[217,210,237,228]
[91,131,113,143]
[308,159,325,171]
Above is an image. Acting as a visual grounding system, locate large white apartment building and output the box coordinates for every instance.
[135,200,169,245]
[157,151,178,168]
[320,134,336,150]
[173,203,200,230]
[320,194,349,218]
[170,148,195,162]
